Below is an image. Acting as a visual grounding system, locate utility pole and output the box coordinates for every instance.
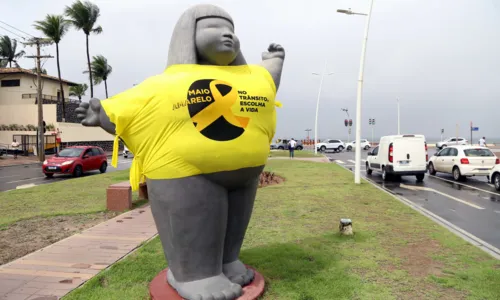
[397,98,400,135]
[25,37,53,162]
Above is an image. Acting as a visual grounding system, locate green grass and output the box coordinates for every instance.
[0,171,142,227]
[62,160,500,299]
[269,150,323,158]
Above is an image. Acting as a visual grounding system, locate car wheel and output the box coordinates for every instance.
[338,146,344,151]
[416,174,425,182]
[278,146,284,150]
[382,167,389,181]
[73,165,83,178]
[442,144,447,149]
[45,173,53,178]
[452,166,464,181]
[320,146,326,152]
[364,145,370,150]
[366,162,372,175]
[346,146,352,151]
[428,163,436,175]
[296,146,303,150]
[100,162,108,174]
[494,173,500,191]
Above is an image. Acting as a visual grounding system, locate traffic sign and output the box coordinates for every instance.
[471,127,479,131]
[441,129,444,134]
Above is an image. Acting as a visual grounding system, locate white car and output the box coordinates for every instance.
[428,145,499,181]
[346,139,371,151]
[436,137,468,150]
[316,139,345,152]
[366,134,428,182]
[489,165,500,191]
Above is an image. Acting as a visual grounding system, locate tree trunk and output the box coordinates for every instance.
[9,61,11,68]
[104,79,108,98]
[56,43,66,122]
[86,34,93,98]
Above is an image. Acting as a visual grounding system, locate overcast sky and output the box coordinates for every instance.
[2,0,499,141]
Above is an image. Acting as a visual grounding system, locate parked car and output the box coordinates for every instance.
[316,139,345,152]
[436,137,468,150]
[270,140,304,150]
[345,139,371,151]
[366,134,428,182]
[428,145,499,181]
[490,165,500,191]
[123,145,133,158]
[42,146,108,178]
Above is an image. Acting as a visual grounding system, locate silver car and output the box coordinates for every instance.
[436,137,468,150]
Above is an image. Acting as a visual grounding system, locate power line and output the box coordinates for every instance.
[0,24,27,40]
[0,20,35,38]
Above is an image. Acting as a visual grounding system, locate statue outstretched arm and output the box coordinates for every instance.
[260,43,285,91]
[75,98,116,135]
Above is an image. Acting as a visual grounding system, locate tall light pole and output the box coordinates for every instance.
[397,98,400,135]
[312,61,334,155]
[305,128,312,140]
[337,0,375,184]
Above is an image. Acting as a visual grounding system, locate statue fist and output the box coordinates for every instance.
[262,43,285,60]
[75,98,101,127]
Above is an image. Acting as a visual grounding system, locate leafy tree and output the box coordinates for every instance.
[69,83,88,101]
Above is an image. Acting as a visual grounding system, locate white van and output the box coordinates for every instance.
[366,134,428,182]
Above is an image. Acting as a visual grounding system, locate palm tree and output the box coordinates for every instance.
[34,14,70,121]
[64,0,103,98]
[0,36,25,68]
[69,83,88,101]
[86,55,112,98]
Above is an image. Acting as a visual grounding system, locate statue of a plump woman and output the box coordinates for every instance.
[76,4,285,300]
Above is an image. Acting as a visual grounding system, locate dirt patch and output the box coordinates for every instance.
[0,212,120,265]
[398,240,444,277]
[259,171,284,188]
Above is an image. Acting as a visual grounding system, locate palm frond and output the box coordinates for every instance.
[33,14,70,43]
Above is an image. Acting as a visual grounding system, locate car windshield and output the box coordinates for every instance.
[463,149,494,157]
[57,148,84,157]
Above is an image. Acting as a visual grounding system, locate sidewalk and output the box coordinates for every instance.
[0,206,157,300]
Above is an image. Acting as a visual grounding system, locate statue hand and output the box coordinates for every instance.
[75,98,101,127]
[262,43,285,61]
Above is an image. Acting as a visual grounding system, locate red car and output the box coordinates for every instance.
[42,146,108,178]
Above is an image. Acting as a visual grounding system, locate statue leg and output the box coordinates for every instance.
[147,177,242,300]
[204,166,264,286]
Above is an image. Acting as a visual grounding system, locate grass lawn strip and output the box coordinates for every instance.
[63,160,500,300]
[0,170,145,265]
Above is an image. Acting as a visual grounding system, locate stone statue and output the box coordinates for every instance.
[75,4,285,300]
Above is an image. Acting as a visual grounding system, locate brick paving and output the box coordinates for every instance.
[0,206,157,300]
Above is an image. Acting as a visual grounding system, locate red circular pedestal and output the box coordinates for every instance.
[149,267,265,300]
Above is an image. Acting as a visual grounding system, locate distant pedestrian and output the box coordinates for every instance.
[288,138,297,159]
[479,137,486,147]
[11,139,20,159]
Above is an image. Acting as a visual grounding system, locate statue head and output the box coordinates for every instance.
[166,4,247,67]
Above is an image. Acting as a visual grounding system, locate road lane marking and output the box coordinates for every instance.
[348,160,356,164]
[335,160,345,164]
[428,174,500,196]
[400,183,484,210]
[0,175,21,179]
[6,177,46,184]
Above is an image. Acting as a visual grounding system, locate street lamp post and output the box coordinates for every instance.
[337,0,375,184]
[312,61,334,155]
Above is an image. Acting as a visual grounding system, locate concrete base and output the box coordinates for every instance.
[149,267,265,300]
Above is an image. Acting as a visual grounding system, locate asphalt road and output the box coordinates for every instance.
[324,148,500,252]
[0,157,133,192]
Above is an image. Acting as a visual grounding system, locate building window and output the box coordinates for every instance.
[1,79,21,87]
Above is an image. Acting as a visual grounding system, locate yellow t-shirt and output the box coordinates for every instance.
[101,64,281,191]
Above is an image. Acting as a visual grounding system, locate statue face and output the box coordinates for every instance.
[195,17,240,66]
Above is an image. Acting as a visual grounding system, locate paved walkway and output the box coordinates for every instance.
[0,206,157,300]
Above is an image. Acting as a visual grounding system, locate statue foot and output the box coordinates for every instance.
[167,269,242,300]
[223,260,255,286]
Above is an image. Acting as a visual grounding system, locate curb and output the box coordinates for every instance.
[336,163,500,260]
